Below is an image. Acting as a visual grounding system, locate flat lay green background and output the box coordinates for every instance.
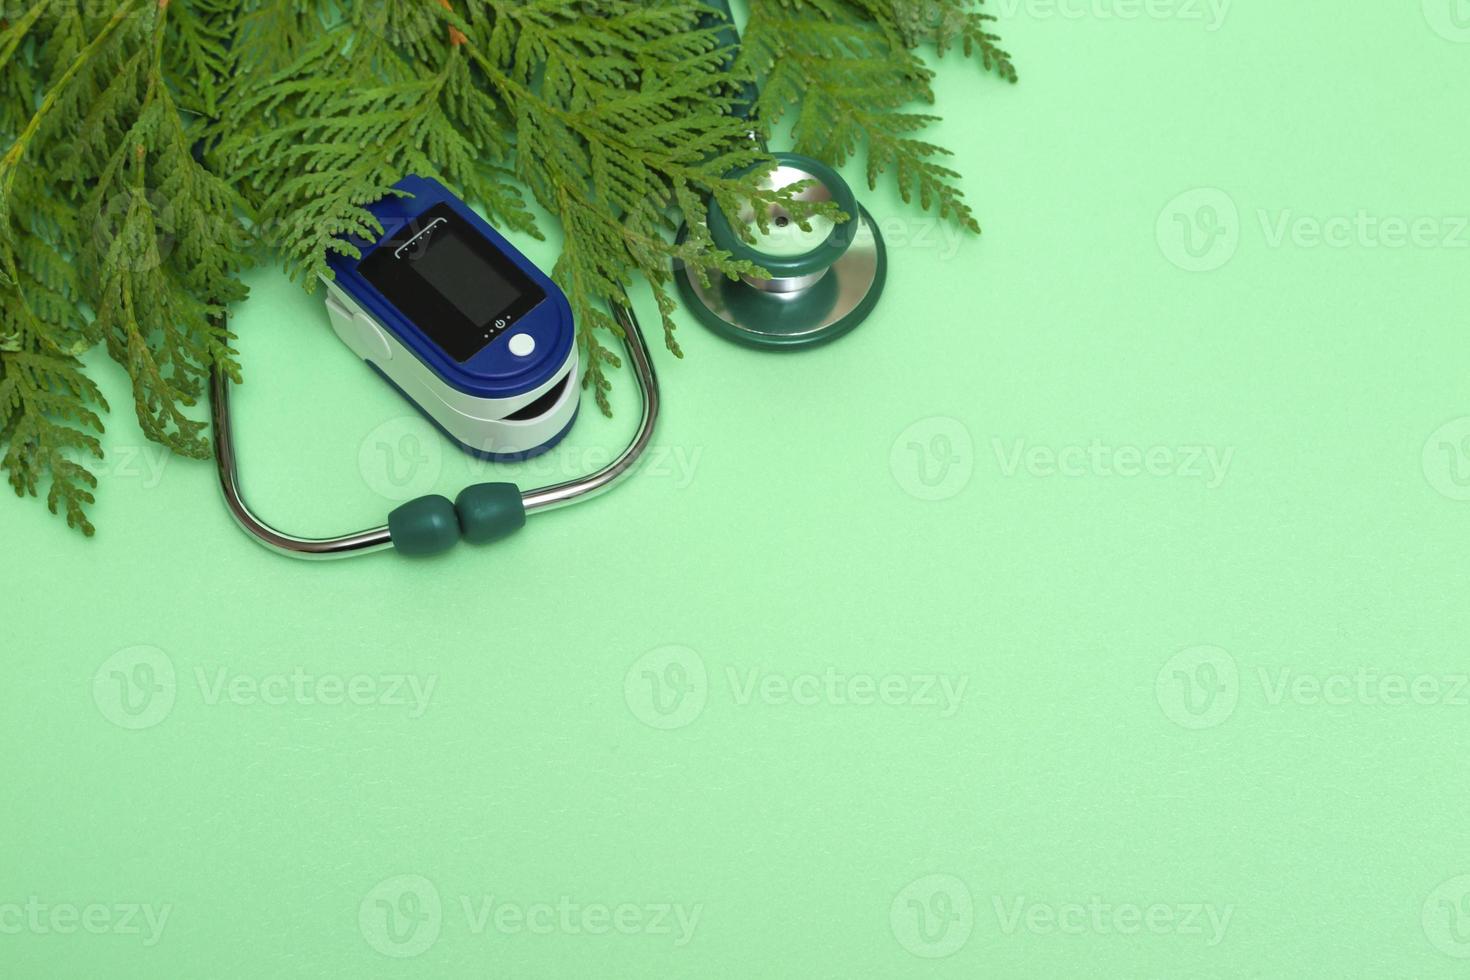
[5,2,1470,976]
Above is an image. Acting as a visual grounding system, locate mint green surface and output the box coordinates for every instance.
[6,4,1470,976]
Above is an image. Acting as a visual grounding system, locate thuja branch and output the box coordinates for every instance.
[0,1,135,207]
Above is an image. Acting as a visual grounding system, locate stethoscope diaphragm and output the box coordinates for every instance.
[675,152,887,350]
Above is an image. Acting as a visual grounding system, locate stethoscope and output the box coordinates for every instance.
[208,0,886,560]
[674,0,888,349]
[209,300,659,560]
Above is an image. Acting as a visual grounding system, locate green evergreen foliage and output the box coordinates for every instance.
[0,0,1011,534]
[740,0,1015,232]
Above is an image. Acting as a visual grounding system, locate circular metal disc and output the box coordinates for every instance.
[675,206,887,350]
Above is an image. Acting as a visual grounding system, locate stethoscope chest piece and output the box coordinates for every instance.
[675,152,887,350]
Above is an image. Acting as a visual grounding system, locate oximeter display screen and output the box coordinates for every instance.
[360,203,545,362]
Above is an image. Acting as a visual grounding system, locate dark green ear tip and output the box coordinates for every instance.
[387,484,527,556]
[388,495,460,557]
[455,483,526,545]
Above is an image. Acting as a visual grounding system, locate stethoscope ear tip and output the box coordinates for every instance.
[675,152,887,350]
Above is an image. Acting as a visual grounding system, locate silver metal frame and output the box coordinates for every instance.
[210,303,660,560]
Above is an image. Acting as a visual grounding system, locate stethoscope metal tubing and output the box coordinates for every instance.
[210,301,660,559]
[520,302,660,513]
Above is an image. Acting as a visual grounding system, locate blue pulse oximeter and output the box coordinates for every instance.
[323,175,580,459]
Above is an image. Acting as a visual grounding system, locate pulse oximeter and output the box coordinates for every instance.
[323,175,580,459]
